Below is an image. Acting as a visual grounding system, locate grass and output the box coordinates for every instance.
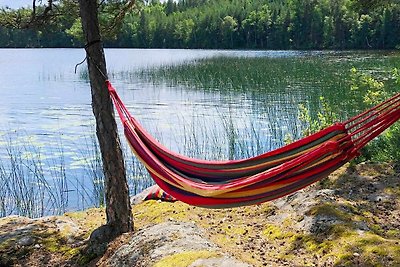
[0,134,67,218]
[0,124,158,218]
[134,51,400,120]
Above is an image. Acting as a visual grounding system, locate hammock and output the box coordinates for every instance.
[107,81,400,208]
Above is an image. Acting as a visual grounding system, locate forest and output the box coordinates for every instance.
[0,0,399,49]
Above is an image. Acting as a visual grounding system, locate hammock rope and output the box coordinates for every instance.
[346,93,400,154]
[107,81,400,208]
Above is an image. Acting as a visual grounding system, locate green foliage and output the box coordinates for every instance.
[65,18,83,43]
[364,123,400,163]
[353,67,400,163]
[1,0,400,49]
[300,67,400,163]
[0,1,80,47]
[220,16,238,48]
[350,67,387,105]
[299,96,339,136]
[173,18,195,47]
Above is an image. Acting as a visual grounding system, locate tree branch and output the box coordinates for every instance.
[102,0,136,38]
[0,0,57,29]
[28,0,54,28]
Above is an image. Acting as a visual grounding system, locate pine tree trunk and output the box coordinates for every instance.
[78,0,133,238]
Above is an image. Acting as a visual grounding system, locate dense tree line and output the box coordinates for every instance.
[1,0,399,49]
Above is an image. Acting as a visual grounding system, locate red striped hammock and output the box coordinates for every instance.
[107,81,400,208]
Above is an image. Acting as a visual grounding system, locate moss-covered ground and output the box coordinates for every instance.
[0,163,398,266]
[131,163,400,266]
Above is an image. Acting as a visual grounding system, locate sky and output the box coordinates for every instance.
[0,0,32,9]
[0,0,170,9]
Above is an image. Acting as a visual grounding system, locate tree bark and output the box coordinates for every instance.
[78,0,133,238]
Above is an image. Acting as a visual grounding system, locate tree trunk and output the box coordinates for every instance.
[78,0,133,238]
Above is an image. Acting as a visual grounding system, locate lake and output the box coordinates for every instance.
[0,48,398,217]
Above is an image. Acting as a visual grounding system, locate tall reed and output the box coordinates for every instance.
[0,134,64,217]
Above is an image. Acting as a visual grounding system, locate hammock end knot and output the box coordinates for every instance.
[106,80,116,93]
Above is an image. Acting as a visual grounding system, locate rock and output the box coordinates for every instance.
[190,256,251,267]
[369,194,390,203]
[66,237,76,244]
[105,221,251,267]
[85,224,118,257]
[130,185,157,205]
[17,236,35,246]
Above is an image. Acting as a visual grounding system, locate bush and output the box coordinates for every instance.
[300,67,399,164]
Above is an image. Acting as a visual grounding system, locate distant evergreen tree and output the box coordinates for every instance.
[0,0,399,49]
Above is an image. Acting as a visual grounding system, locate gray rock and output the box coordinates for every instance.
[105,221,251,267]
[369,194,390,203]
[18,236,35,246]
[190,256,251,267]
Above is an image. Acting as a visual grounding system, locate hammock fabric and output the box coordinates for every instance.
[144,186,177,202]
[107,81,400,208]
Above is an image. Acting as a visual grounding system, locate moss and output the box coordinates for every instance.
[290,234,333,256]
[0,237,16,251]
[369,224,385,236]
[385,186,400,197]
[133,201,275,266]
[336,232,400,266]
[262,224,294,240]
[386,229,400,239]
[64,247,80,258]
[132,201,189,228]
[0,218,84,264]
[291,224,400,266]
[39,233,80,259]
[0,237,33,266]
[42,236,61,253]
[77,253,97,266]
[221,225,249,236]
[42,237,70,253]
[122,185,400,267]
[307,203,351,222]
[64,208,104,238]
[282,218,294,228]
[132,200,274,265]
[335,252,355,267]
[153,250,220,267]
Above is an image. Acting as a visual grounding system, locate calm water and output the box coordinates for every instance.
[0,49,398,216]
